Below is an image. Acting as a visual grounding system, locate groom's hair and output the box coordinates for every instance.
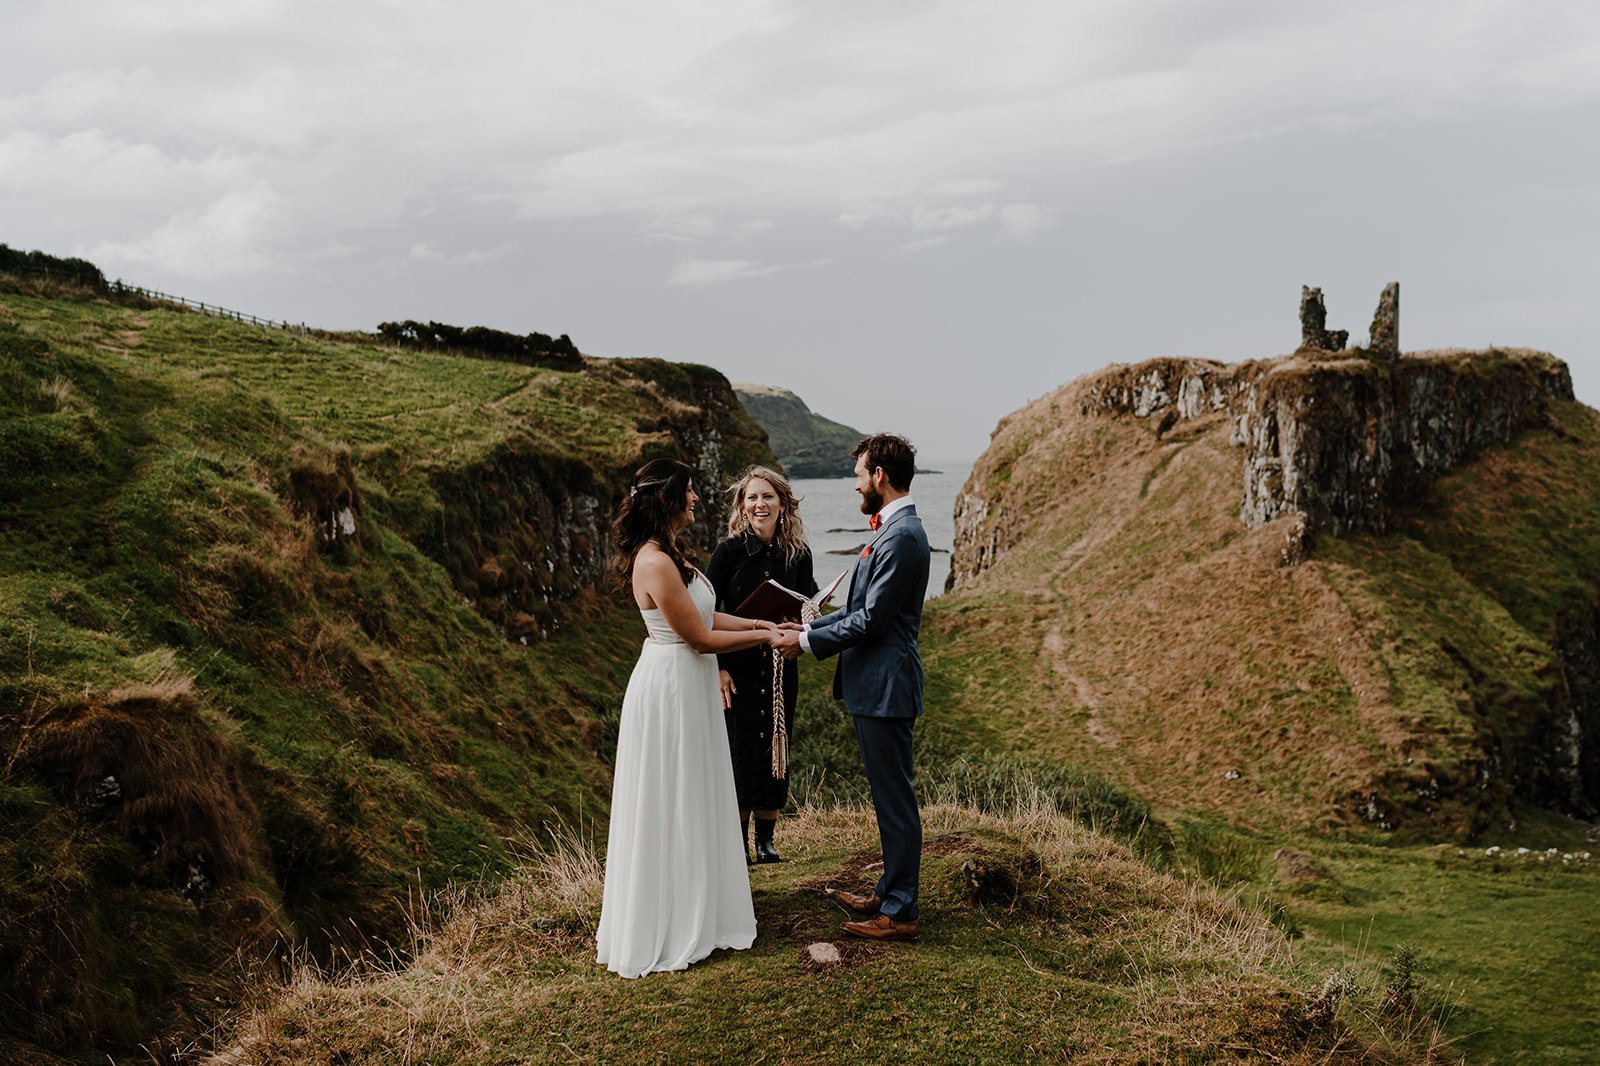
[852,434,916,492]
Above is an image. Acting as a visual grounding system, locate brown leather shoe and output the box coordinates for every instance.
[842,913,920,941]
[832,888,881,915]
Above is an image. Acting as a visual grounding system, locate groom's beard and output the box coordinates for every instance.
[859,488,884,517]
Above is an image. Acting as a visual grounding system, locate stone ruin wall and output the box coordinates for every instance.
[951,284,1573,589]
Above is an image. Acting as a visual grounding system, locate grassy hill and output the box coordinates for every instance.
[919,352,1600,1060]
[731,381,865,478]
[0,281,771,1061]
[7,271,1594,1062]
[937,354,1600,836]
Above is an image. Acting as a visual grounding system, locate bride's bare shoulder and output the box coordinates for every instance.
[633,541,670,570]
[632,543,674,605]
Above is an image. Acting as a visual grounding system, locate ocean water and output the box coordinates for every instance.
[789,461,974,602]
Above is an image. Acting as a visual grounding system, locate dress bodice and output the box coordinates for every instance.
[640,571,715,644]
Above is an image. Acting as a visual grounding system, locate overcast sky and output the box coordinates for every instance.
[4,1,1597,462]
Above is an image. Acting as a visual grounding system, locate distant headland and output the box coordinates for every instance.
[731,382,865,478]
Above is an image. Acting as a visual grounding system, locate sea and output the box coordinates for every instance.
[790,459,974,603]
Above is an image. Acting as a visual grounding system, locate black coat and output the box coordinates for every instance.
[706,533,816,808]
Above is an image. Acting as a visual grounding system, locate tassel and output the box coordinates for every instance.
[769,600,821,779]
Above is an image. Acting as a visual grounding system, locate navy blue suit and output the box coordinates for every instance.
[807,503,929,921]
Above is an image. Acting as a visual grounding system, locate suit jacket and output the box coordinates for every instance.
[806,504,930,718]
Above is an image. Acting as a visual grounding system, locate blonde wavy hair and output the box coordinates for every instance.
[725,465,809,566]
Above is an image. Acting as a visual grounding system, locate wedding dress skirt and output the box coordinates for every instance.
[595,575,757,978]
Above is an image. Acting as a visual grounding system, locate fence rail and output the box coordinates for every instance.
[111,282,311,335]
[0,258,314,335]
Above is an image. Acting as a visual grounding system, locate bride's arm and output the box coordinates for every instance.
[713,611,774,633]
[636,552,774,655]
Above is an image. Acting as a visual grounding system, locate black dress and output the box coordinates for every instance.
[706,532,817,811]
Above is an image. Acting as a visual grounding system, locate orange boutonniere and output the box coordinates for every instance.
[859,545,872,559]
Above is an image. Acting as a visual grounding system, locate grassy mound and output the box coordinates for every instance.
[0,289,770,1059]
[933,361,1600,837]
[208,802,1454,1064]
[917,354,1600,1061]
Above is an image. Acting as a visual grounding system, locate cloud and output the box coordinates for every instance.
[667,258,784,287]
[644,215,719,242]
[87,184,282,277]
[454,244,512,265]
[841,196,1050,246]
[10,0,1595,274]
[997,202,1057,242]
[897,235,949,255]
[909,203,995,232]
[4,0,1598,462]
[0,128,247,202]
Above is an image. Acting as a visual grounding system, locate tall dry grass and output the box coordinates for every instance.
[205,793,1458,1064]
[207,821,604,1065]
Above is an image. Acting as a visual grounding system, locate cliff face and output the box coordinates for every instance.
[732,381,864,478]
[1077,348,1572,536]
[414,359,771,642]
[942,347,1599,835]
[956,350,1572,591]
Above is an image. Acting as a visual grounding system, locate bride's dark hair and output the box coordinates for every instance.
[607,458,697,591]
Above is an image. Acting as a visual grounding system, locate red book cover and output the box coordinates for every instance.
[733,571,847,623]
[734,580,812,623]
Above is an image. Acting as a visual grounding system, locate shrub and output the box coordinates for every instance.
[375,319,582,371]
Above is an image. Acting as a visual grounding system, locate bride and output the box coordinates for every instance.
[595,458,779,978]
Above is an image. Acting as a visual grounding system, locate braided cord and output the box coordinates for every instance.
[770,600,822,778]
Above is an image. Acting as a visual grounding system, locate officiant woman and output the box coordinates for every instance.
[707,466,817,864]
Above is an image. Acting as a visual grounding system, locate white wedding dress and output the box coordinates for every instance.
[595,572,757,978]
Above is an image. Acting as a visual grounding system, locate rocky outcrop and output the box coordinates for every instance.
[417,359,773,641]
[1075,357,1237,421]
[288,444,362,546]
[732,382,864,478]
[1555,603,1600,812]
[947,343,1596,831]
[1232,350,1571,534]
[954,348,1573,575]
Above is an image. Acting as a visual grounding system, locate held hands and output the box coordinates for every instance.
[771,626,804,659]
[748,620,784,654]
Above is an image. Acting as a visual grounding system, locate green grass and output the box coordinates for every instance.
[6,285,1594,1062]
[782,635,1599,1063]
[1082,798,1600,1062]
[210,804,1451,1064]
[1164,812,1600,1064]
[1293,839,1600,1061]
[910,358,1600,1061]
[788,678,1168,858]
[0,291,771,1060]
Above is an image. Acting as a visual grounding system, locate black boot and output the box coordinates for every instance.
[742,817,753,865]
[753,816,782,863]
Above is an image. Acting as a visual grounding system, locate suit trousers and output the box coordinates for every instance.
[852,713,921,921]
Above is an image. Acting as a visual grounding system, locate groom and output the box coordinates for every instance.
[775,433,929,940]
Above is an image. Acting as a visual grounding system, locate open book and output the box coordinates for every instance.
[733,569,849,623]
